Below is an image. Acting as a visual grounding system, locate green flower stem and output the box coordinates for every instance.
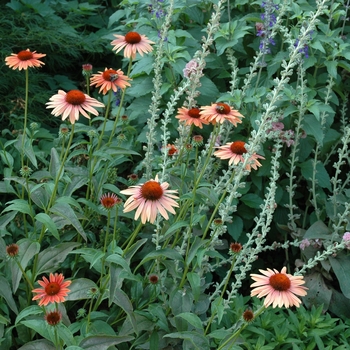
[217,305,266,350]
[122,221,143,256]
[100,209,112,288]
[201,169,236,241]
[15,258,34,290]
[108,58,133,144]
[95,89,113,152]
[21,69,29,169]
[173,124,194,168]
[204,256,236,335]
[112,205,120,249]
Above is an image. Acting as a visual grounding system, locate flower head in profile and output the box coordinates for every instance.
[175,107,209,129]
[5,49,46,70]
[250,267,308,308]
[6,243,19,258]
[120,175,179,224]
[90,68,131,95]
[45,311,62,326]
[111,31,155,59]
[214,141,264,171]
[32,273,71,306]
[200,103,244,125]
[100,193,121,209]
[46,90,104,124]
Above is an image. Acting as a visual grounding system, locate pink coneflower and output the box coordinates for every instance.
[250,267,308,308]
[213,141,264,171]
[32,273,71,306]
[175,107,209,129]
[45,311,62,326]
[120,175,179,224]
[46,90,104,124]
[200,103,244,125]
[111,31,155,59]
[5,49,46,70]
[100,193,121,209]
[90,68,131,95]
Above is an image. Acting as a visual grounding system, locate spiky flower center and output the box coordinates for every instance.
[125,32,142,44]
[65,90,86,105]
[18,50,33,61]
[45,311,61,326]
[269,273,291,291]
[6,244,19,257]
[215,103,231,115]
[45,282,61,295]
[230,242,243,253]
[230,141,247,155]
[102,69,118,81]
[141,181,163,201]
[188,107,201,118]
[100,194,118,209]
[243,310,254,322]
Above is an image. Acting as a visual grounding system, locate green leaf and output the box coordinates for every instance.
[65,278,98,301]
[187,272,201,302]
[303,114,324,144]
[49,147,62,180]
[20,318,51,342]
[12,239,40,293]
[324,60,338,79]
[0,211,17,230]
[105,254,131,273]
[164,331,210,350]
[240,193,264,208]
[17,340,56,350]
[187,237,207,266]
[36,242,81,277]
[137,249,184,270]
[304,220,330,239]
[329,252,350,298]
[0,150,14,168]
[176,312,203,330]
[113,289,138,335]
[79,335,134,349]
[16,135,38,168]
[35,213,59,240]
[15,305,43,325]
[50,202,87,241]
[2,199,33,216]
[300,160,331,190]
[0,276,19,314]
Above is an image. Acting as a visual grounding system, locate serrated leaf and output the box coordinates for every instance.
[35,213,59,240]
[50,202,87,241]
[36,242,80,277]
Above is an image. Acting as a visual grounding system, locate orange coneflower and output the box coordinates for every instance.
[200,103,244,125]
[250,267,308,308]
[175,107,209,129]
[90,68,131,95]
[5,49,46,70]
[111,31,155,59]
[120,175,179,224]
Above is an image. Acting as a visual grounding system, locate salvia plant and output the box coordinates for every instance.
[1,0,350,349]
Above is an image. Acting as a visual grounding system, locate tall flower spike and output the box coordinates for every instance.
[32,273,71,306]
[200,103,244,125]
[214,141,264,171]
[90,68,131,95]
[46,90,104,124]
[250,267,308,308]
[120,175,179,224]
[5,49,46,70]
[111,31,155,59]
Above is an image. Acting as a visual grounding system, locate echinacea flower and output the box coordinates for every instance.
[214,141,264,171]
[46,90,104,124]
[45,311,62,326]
[200,103,244,125]
[120,175,179,224]
[166,144,178,156]
[5,49,46,70]
[111,31,155,59]
[32,273,71,306]
[100,193,121,209]
[6,243,19,258]
[90,68,131,95]
[175,107,209,129]
[250,267,308,308]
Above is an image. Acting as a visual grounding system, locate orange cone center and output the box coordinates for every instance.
[45,282,61,295]
[188,108,201,118]
[230,141,247,154]
[269,273,291,291]
[141,181,163,200]
[65,90,86,105]
[18,50,33,61]
[102,69,118,81]
[215,103,231,115]
[125,32,142,44]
